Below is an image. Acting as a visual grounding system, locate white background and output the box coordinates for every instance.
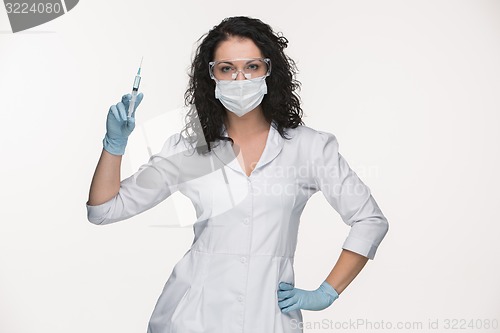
[1,0,499,332]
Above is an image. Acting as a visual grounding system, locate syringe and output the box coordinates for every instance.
[127,57,143,118]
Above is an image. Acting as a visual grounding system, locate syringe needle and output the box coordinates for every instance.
[127,57,143,118]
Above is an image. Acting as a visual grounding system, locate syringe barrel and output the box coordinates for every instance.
[127,90,138,117]
[133,75,141,90]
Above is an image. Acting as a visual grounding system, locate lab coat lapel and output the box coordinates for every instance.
[253,121,284,170]
[212,120,284,175]
[212,139,241,174]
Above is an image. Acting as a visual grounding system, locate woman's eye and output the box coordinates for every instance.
[220,66,233,73]
[247,64,259,71]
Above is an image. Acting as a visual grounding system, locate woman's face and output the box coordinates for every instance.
[213,36,264,80]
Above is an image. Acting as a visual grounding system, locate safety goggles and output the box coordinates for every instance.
[209,58,272,81]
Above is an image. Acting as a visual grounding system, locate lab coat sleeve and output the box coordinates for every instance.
[86,133,182,225]
[312,131,389,259]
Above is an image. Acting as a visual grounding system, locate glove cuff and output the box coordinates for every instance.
[320,280,339,303]
[103,135,128,156]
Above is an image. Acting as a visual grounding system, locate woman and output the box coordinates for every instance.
[87,16,389,333]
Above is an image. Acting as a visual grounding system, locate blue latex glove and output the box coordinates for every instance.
[277,280,339,313]
[103,93,144,155]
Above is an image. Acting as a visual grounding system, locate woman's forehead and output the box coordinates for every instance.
[214,36,263,61]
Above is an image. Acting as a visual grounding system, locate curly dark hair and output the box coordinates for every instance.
[179,16,304,154]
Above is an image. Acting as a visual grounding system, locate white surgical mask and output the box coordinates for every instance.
[215,77,267,117]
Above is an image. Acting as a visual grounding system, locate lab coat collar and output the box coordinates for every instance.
[213,120,284,175]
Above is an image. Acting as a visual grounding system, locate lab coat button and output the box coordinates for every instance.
[240,256,247,263]
[238,295,244,302]
[243,218,250,225]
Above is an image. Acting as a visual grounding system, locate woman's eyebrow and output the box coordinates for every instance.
[217,59,258,65]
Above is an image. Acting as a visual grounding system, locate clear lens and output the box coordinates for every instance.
[209,58,271,81]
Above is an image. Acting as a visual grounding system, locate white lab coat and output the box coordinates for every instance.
[86,121,389,333]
